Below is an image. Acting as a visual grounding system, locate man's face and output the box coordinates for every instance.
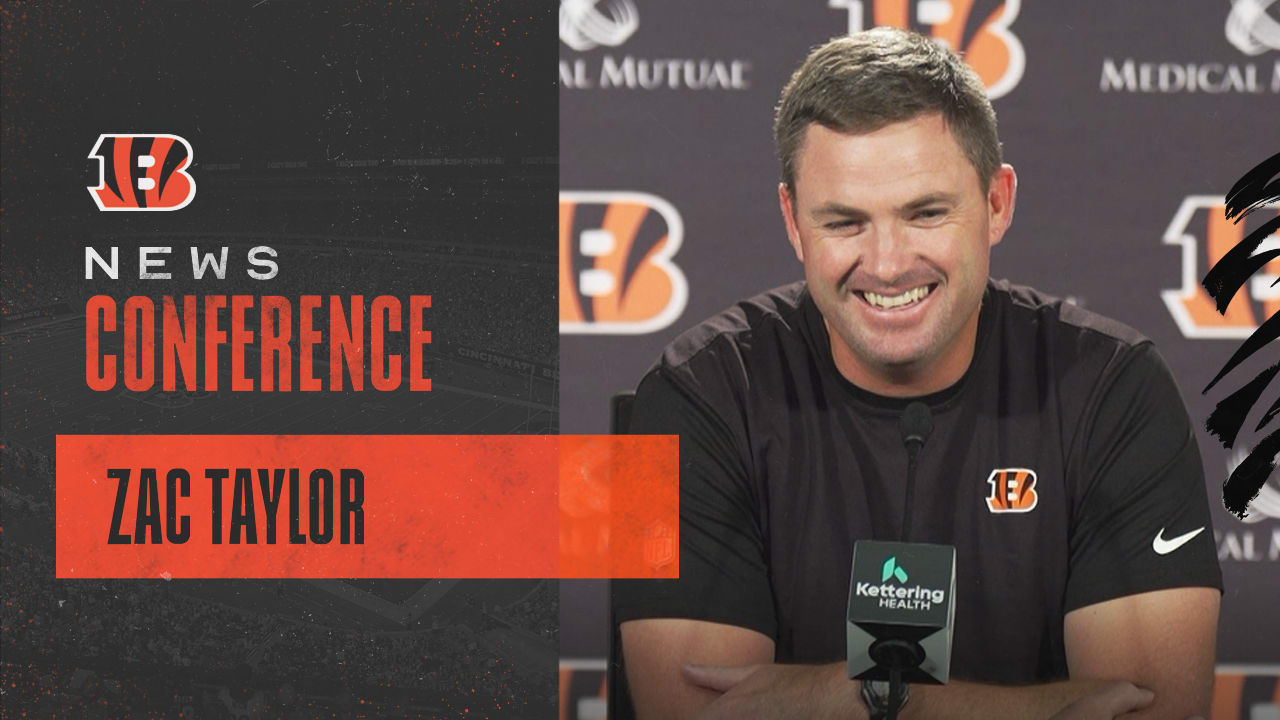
[779,114,1015,394]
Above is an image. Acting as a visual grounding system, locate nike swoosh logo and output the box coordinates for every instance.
[1152,526,1206,555]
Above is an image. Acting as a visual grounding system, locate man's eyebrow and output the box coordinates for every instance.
[808,193,961,222]
[809,203,869,222]
[900,192,960,212]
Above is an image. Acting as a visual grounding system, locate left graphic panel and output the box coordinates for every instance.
[1,3,559,717]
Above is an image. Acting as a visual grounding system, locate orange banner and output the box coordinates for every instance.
[55,434,677,579]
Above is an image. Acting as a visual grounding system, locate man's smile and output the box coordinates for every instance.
[857,283,937,310]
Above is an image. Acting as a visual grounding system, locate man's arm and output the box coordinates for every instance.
[1063,587,1219,719]
[876,586,1219,719]
[625,587,1215,720]
[621,619,776,720]
[622,620,1155,720]
[614,365,783,717]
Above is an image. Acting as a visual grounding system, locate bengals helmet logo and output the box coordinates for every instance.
[642,519,675,569]
[828,0,1025,98]
[985,467,1038,513]
[88,134,196,211]
[560,191,688,334]
[1162,195,1280,339]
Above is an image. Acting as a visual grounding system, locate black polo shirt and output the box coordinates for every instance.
[614,279,1221,684]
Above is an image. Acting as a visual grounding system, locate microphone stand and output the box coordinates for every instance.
[887,402,933,720]
[901,427,924,542]
[888,667,903,720]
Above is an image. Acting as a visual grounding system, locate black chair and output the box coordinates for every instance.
[607,391,637,720]
[610,390,635,438]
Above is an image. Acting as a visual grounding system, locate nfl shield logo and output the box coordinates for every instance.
[643,520,674,570]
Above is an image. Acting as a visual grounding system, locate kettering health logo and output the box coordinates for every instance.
[882,556,909,583]
[855,556,946,611]
[558,0,752,90]
[1100,1,1280,93]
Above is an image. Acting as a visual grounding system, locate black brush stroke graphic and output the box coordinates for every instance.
[1255,392,1280,433]
[1206,362,1279,449]
[1225,152,1280,223]
[1203,309,1280,394]
[1223,428,1280,518]
[1204,151,1280,519]
[1201,215,1280,314]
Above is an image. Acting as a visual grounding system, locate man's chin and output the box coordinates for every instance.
[866,352,934,378]
[840,343,935,381]
[847,332,936,370]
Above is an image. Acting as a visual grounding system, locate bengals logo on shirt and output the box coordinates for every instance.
[828,0,1025,99]
[88,134,196,211]
[985,467,1038,513]
[1162,195,1280,339]
[559,191,688,335]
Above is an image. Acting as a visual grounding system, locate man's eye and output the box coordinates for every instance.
[913,208,946,221]
[824,219,861,230]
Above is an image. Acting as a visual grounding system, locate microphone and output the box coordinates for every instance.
[847,402,956,698]
[900,401,933,447]
[899,402,932,542]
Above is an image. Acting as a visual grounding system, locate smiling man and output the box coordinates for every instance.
[612,28,1222,720]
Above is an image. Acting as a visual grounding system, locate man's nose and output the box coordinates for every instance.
[862,224,914,284]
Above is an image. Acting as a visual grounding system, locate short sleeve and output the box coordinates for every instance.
[611,366,777,639]
[1064,343,1223,612]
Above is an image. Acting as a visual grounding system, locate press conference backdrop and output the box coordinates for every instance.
[558,2,1280,718]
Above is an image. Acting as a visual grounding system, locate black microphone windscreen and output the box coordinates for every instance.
[900,401,933,447]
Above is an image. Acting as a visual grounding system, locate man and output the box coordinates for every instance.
[613,28,1222,720]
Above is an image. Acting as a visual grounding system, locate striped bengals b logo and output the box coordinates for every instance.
[829,0,1025,99]
[1161,196,1280,339]
[88,134,196,211]
[559,191,688,334]
[985,467,1038,513]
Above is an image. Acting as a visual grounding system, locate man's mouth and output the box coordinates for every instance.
[857,284,936,310]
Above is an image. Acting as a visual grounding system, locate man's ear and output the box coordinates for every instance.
[987,164,1017,248]
[779,183,805,263]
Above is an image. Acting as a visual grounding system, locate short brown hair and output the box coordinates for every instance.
[774,27,1001,191]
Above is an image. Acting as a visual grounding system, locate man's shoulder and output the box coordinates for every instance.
[655,281,811,375]
[990,278,1151,355]
[986,279,1172,418]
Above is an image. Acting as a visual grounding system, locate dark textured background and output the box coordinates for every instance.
[2,2,558,717]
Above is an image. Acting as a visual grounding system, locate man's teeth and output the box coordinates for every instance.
[863,285,932,309]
